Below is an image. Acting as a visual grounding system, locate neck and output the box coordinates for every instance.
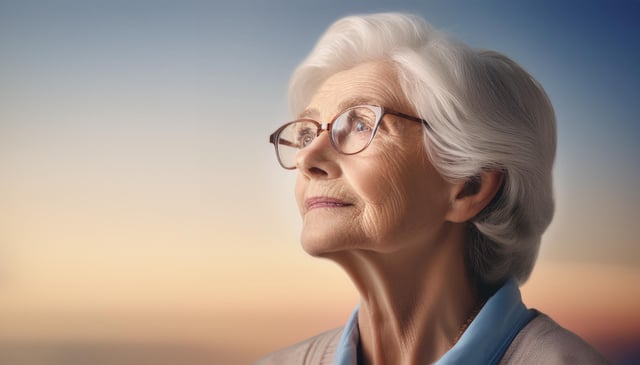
[328,225,479,365]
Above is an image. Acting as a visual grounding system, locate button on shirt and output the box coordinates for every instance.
[333,279,536,365]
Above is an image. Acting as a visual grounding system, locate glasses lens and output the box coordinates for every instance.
[276,120,318,168]
[332,106,380,154]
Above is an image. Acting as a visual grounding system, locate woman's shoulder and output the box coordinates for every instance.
[500,311,610,364]
[253,327,343,365]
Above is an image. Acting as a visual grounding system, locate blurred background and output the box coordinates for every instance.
[1,0,638,364]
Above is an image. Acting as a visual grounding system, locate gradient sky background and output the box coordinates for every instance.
[1,0,639,364]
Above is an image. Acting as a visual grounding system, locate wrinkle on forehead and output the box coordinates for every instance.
[301,61,412,120]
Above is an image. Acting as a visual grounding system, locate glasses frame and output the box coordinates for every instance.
[269,104,430,170]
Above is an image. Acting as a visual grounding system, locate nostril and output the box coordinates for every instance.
[308,166,328,176]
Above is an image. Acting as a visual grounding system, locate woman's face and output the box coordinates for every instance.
[295,61,455,257]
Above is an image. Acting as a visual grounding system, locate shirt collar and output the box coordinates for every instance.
[333,278,536,365]
[333,305,360,365]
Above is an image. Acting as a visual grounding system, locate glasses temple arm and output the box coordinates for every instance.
[386,110,431,130]
[271,136,299,148]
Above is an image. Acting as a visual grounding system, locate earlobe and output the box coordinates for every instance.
[445,171,504,223]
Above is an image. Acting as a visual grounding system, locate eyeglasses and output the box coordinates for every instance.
[269,104,429,169]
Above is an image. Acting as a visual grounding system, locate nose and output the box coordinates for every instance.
[296,129,340,179]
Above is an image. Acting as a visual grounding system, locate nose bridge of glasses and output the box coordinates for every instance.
[318,122,330,135]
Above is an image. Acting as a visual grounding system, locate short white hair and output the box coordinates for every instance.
[289,13,556,286]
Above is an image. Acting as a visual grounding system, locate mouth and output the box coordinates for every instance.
[305,196,353,211]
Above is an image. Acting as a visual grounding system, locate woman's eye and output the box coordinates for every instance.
[297,131,315,147]
[354,120,371,132]
[350,117,373,133]
[302,135,314,147]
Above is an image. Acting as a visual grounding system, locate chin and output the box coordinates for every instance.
[300,236,337,257]
[300,230,353,258]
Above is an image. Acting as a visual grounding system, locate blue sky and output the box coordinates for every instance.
[1,0,638,270]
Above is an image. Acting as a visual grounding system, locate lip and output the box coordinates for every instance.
[305,196,353,211]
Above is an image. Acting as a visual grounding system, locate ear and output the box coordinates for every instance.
[445,170,504,223]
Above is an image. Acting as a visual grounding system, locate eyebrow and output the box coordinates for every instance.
[298,96,376,120]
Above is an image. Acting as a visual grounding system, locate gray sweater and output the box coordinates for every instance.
[255,312,609,364]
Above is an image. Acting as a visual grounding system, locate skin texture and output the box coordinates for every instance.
[294,61,503,365]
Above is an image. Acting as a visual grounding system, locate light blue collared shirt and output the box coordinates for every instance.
[333,279,536,365]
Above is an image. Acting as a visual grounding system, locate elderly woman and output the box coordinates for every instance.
[259,13,607,365]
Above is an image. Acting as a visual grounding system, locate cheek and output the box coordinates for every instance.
[352,149,415,235]
[351,144,451,245]
[356,139,414,191]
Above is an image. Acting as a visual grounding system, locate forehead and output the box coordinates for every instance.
[302,61,408,119]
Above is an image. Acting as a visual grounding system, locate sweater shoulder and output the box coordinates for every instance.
[253,327,343,365]
[500,311,610,364]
